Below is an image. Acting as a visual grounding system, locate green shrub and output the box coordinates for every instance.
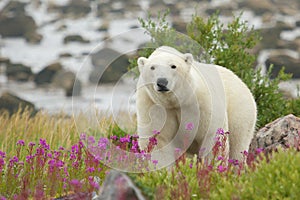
[130,11,297,128]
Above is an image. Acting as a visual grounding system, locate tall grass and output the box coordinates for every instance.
[0,109,126,157]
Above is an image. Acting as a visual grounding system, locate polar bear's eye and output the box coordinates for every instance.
[171,65,177,69]
[150,66,155,70]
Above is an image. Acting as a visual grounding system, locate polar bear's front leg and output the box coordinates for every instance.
[136,88,174,151]
[150,109,179,168]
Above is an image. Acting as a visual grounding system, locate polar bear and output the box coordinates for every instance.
[136,46,256,167]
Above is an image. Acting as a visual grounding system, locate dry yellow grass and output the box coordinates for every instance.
[0,109,136,156]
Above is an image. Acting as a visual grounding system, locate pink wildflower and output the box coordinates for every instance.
[217,155,224,161]
[217,165,227,173]
[185,122,194,131]
[216,128,225,135]
[16,140,25,146]
[152,160,158,165]
[256,148,264,154]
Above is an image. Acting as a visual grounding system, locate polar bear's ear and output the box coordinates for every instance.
[184,53,193,65]
[137,57,148,72]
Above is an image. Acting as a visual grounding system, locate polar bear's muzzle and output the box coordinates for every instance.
[156,78,169,92]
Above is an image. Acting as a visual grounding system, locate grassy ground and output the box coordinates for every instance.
[1,110,300,199]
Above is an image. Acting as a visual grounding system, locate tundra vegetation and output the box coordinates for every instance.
[1,11,300,199]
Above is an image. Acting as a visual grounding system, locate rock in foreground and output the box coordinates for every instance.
[95,170,146,200]
[250,114,300,154]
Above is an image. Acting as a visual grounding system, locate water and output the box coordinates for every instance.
[1,0,300,115]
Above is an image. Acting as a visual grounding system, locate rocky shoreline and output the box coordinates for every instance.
[0,0,299,114]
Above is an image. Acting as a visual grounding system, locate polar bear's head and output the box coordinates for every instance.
[137,46,193,93]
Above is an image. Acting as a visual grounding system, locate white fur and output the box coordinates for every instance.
[136,46,257,167]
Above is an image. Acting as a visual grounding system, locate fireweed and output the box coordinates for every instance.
[1,126,296,199]
[0,131,159,199]
[132,128,271,199]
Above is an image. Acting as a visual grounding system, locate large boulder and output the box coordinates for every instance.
[6,63,33,82]
[89,48,129,84]
[95,170,146,200]
[0,1,42,43]
[249,114,300,154]
[265,52,300,79]
[0,92,37,116]
[52,70,82,97]
[34,62,63,85]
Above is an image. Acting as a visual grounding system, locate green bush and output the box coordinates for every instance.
[130,11,298,128]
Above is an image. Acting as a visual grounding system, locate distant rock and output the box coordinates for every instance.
[249,114,300,154]
[172,18,187,33]
[0,91,37,116]
[63,34,90,44]
[205,3,237,16]
[95,170,146,200]
[274,0,300,15]
[296,21,300,27]
[48,0,91,18]
[96,2,111,17]
[0,57,10,66]
[97,21,110,32]
[59,52,73,58]
[0,1,42,43]
[34,62,63,85]
[276,40,299,51]
[238,0,276,15]
[52,70,82,97]
[0,1,27,16]
[6,63,33,82]
[255,21,295,52]
[89,48,129,84]
[265,52,300,79]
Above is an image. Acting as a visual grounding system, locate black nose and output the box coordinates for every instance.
[157,78,168,88]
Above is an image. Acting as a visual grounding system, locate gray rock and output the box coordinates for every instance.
[0,1,42,43]
[0,91,37,116]
[34,62,63,85]
[48,0,91,18]
[95,170,146,200]
[89,48,129,84]
[257,21,294,50]
[59,53,73,58]
[0,57,10,66]
[238,0,276,15]
[52,70,81,97]
[274,0,300,15]
[265,53,300,79]
[205,3,237,16]
[0,1,27,15]
[63,34,90,44]
[6,63,33,82]
[249,114,300,154]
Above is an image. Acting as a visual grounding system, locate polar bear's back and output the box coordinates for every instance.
[191,62,257,158]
